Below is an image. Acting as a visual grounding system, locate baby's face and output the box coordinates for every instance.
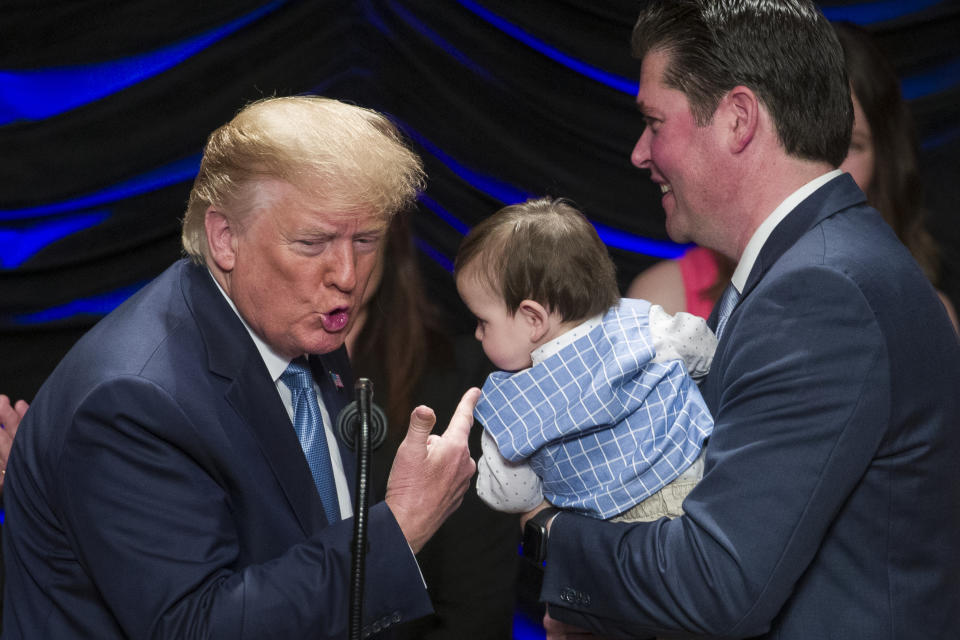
[456,271,533,372]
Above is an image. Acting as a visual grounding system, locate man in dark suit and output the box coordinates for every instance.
[2,96,480,638]
[524,1,960,638]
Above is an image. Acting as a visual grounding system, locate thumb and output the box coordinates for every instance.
[404,405,437,446]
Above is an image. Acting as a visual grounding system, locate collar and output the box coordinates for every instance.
[208,270,295,381]
[531,312,604,366]
[730,169,842,293]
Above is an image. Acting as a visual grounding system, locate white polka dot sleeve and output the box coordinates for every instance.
[648,304,718,379]
[476,429,544,513]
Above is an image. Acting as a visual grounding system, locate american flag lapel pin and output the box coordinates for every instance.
[330,371,344,389]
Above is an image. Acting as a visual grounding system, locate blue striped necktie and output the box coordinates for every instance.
[715,283,741,340]
[280,358,340,523]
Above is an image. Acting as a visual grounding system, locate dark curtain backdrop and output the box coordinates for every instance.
[2,0,959,403]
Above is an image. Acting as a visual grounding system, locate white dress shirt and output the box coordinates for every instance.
[730,170,842,295]
[210,272,353,519]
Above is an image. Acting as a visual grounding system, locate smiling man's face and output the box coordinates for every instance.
[630,49,727,246]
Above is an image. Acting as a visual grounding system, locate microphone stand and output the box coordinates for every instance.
[348,378,374,640]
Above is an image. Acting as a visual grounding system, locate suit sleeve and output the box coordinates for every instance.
[58,376,431,640]
[541,265,890,637]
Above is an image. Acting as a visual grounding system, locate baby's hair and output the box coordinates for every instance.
[455,197,619,321]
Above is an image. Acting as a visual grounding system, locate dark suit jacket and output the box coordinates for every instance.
[363,333,520,640]
[540,175,960,638]
[2,259,432,639]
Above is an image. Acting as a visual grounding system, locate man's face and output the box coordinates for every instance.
[456,268,533,372]
[221,180,386,360]
[631,49,723,245]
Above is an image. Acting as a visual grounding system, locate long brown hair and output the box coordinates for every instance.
[351,210,436,431]
[835,22,941,285]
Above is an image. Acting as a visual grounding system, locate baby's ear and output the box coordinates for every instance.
[518,299,551,343]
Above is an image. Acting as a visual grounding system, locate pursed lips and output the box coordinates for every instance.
[319,307,350,332]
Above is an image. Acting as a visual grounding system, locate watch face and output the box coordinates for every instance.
[522,520,547,565]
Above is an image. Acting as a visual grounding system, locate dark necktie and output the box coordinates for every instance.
[280,358,340,523]
[715,283,741,340]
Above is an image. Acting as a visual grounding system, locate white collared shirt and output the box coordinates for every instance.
[210,272,353,519]
[531,313,604,366]
[530,304,715,379]
[730,170,842,295]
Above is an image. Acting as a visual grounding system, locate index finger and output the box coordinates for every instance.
[1,395,19,430]
[441,387,481,447]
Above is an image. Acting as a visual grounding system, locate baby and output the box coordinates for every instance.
[455,197,715,521]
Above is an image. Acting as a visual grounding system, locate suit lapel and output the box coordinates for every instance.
[182,262,327,534]
[226,359,329,532]
[739,173,866,303]
[309,349,357,504]
[703,175,867,411]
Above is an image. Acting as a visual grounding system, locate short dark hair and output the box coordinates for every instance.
[455,197,619,322]
[631,0,853,166]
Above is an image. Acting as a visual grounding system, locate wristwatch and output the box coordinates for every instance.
[522,506,561,565]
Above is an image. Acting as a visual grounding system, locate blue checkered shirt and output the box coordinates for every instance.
[475,299,714,519]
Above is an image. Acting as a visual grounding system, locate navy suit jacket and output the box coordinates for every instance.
[3,259,432,639]
[541,175,960,638]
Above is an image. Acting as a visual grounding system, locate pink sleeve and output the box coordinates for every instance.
[676,246,720,320]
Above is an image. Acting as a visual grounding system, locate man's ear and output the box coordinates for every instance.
[517,299,551,343]
[205,207,237,272]
[722,85,759,153]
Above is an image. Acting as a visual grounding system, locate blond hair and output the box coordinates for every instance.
[181,96,425,262]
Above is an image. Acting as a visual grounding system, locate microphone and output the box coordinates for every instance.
[341,378,387,640]
[336,385,388,450]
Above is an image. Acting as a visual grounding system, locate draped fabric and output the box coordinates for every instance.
[2,0,959,403]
